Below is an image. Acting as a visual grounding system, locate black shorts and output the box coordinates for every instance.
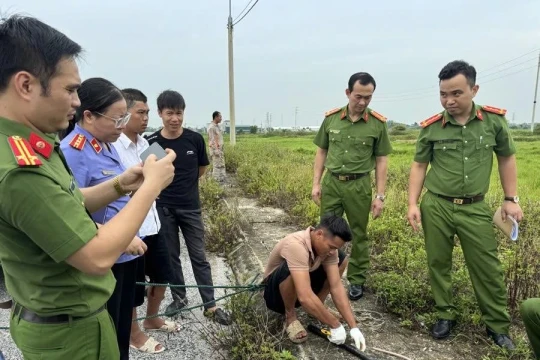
[143,234,171,284]
[263,249,347,314]
[134,256,146,307]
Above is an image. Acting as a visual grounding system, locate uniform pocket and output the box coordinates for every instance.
[433,141,458,151]
[327,133,344,165]
[354,137,374,158]
[476,136,496,163]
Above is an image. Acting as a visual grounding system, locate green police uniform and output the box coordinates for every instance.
[415,103,514,334]
[0,117,119,359]
[521,298,540,358]
[314,105,392,286]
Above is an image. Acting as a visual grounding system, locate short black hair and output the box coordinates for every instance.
[122,88,147,110]
[0,14,82,94]
[348,72,376,92]
[438,60,477,88]
[315,214,352,242]
[157,90,185,112]
[212,111,221,120]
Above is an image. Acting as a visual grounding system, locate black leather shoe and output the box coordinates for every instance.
[165,298,188,317]
[348,285,364,301]
[486,328,515,350]
[431,319,456,339]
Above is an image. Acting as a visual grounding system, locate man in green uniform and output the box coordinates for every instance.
[312,72,392,301]
[521,298,540,358]
[0,15,176,359]
[407,60,523,350]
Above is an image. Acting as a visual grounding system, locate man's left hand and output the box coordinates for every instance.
[350,327,366,351]
[501,201,523,223]
[371,198,384,219]
[118,165,144,192]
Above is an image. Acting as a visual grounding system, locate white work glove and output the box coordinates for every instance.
[350,327,366,351]
[327,324,346,345]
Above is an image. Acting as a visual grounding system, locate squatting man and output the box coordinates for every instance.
[262,214,366,350]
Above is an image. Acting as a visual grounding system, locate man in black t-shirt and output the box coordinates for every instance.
[146,90,231,325]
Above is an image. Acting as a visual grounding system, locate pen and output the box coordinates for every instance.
[480,136,483,144]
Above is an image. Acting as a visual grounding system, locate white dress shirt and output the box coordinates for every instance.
[112,133,161,237]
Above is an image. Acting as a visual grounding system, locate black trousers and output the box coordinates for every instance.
[157,207,216,309]
[107,259,138,360]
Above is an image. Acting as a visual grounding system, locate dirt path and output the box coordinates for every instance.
[224,183,489,360]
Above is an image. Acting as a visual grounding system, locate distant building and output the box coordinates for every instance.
[223,120,254,134]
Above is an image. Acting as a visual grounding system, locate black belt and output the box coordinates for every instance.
[12,302,106,324]
[436,193,485,205]
[331,172,368,181]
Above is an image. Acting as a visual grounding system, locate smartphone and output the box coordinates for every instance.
[140,142,167,162]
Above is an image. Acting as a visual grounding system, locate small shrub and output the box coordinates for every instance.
[207,291,297,360]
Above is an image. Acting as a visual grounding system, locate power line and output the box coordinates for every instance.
[477,48,540,74]
[481,65,537,84]
[376,48,540,99]
[376,59,538,101]
[232,0,260,26]
[478,57,538,79]
[376,64,536,103]
[233,0,255,23]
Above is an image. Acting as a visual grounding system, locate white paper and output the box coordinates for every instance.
[509,216,519,241]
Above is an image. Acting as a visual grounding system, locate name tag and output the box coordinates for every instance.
[101,170,116,176]
[329,129,340,134]
[69,178,76,193]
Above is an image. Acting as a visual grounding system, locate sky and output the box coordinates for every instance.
[4,0,540,129]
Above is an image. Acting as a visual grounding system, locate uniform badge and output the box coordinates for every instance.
[69,178,76,193]
[7,136,43,167]
[101,170,116,176]
[370,110,387,123]
[324,107,341,117]
[90,138,102,154]
[69,134,86,151]
[420,113,443,128]
[482,105,507,116]
[29,133,53,159]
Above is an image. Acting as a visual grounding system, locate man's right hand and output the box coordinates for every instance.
[407,204,422,231]
[327,324,346,345]
[142,149,176,191]
[125,236,147,256]
[311,184,322,206]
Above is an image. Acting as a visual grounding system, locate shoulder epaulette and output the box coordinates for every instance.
[7,135,43,167]
[370,110,387,123]
[420,113,443,128]
[69,133,86,151]
[482,105,507,116]
[324,107,341,117]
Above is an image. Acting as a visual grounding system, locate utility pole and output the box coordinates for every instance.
[227,0,237,144]
[531,51,540,132]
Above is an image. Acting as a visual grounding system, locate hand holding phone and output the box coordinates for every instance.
[140,142,167,162]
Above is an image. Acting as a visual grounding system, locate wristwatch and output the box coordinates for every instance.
[504,196,519,203]
[375,194,385,202]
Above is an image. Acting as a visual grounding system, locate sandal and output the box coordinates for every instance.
[285,319,308,344]
[144,320,181,333]
[129,336,165,353]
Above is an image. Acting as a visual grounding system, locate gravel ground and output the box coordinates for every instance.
[0,237,233,359]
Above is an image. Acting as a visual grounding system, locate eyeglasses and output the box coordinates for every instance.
[94,112,132,128]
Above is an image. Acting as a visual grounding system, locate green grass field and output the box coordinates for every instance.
[219,130,540,359]
[226,132,540,200]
